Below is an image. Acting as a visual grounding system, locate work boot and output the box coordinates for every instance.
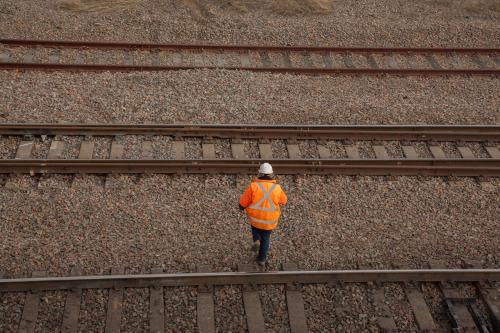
[256,258,266,267]
[251,240,260,251]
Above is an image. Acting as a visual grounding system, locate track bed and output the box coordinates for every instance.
[1,265,499,332]
[0,124,499,177]
[1,40,499,76]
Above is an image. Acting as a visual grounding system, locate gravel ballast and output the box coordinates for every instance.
[0,175,497,276]
[303,283,377,331]
[1,175,497,330]
[0,71,498,125]
[77,289,108,333]
[0,0,498,48]
[0,1,498,330]
[214,286,246,332]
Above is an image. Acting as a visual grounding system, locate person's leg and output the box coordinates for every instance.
[251,226,261,242]
[251,226,261,251]
[257,229,272,263]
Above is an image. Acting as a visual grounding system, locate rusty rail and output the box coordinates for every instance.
[0,124,498,141]
[0,63,498,75]
[0,159,498,176]
[1,39,499,53]
[0,269,498,292]
[1,39,499,75]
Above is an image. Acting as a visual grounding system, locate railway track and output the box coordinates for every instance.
[0,124,498,140]
[0,124,499,177]
[0,264,499,332]
[0,39,499,75]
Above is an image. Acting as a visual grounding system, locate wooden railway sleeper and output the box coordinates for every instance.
[467,303,492,333]
[466,261,500,332]
[444,297,491,333]
[431,261,484,332]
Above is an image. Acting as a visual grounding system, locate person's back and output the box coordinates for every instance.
[239,163,287,266]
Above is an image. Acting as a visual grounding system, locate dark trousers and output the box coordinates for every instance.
[251,226,272,262]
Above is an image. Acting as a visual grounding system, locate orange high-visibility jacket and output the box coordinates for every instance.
[239,179,288,230]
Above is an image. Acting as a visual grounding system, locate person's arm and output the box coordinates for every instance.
[279,187,287,206]
[239,184,253,210]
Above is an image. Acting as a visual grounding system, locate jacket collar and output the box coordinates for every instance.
[254,178,276,183]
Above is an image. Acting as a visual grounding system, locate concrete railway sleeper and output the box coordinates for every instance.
[0,125,499,177]
[0,266,499,332]
[0,39,499,75]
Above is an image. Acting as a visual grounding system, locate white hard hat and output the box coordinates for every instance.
[259,162,273,174]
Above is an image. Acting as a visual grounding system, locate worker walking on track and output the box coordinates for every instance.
[239,163,288,267]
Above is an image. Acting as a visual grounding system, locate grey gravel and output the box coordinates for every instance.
[0,0,498,49]
[439,142,462,158]
[0,175,498,330]
[0,1,498,330]
[151,136,174,159]
[4,174,38,189]
[35,291,65,333]
[1,175,498,276]
[118,135,143,159]
[259,285,290,332]
[412,142,433,158]
[0,71,498,125]
[0,293,24,332]
[384,141,404,158]
[242,139,260,159]
[31,138,51,159]
[214,286,246,332]
[0,136,20,159]
[92,138,112,159]
[326,141,348,158]
[421,284,452,331]
[163,287,197,332]
[297,140,319,159]
[270,140,288,159]
[383,284,418,331]
[355,141,376,158]
[37,175,73,190]
[213,139,232,159]
[184,138,202,159]
[303,284,377,331]
[78,289,108,333]
[121,288,149,332]
[71,174,105,189]
[60,135,83,159]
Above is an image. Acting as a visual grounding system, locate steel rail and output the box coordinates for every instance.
[1,39,499,54]
[0,159,498,176]
[0,63,498,75]
[0,124,499,141]
[0,269,498,292]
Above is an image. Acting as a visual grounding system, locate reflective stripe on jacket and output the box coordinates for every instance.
[239,179,287,230]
